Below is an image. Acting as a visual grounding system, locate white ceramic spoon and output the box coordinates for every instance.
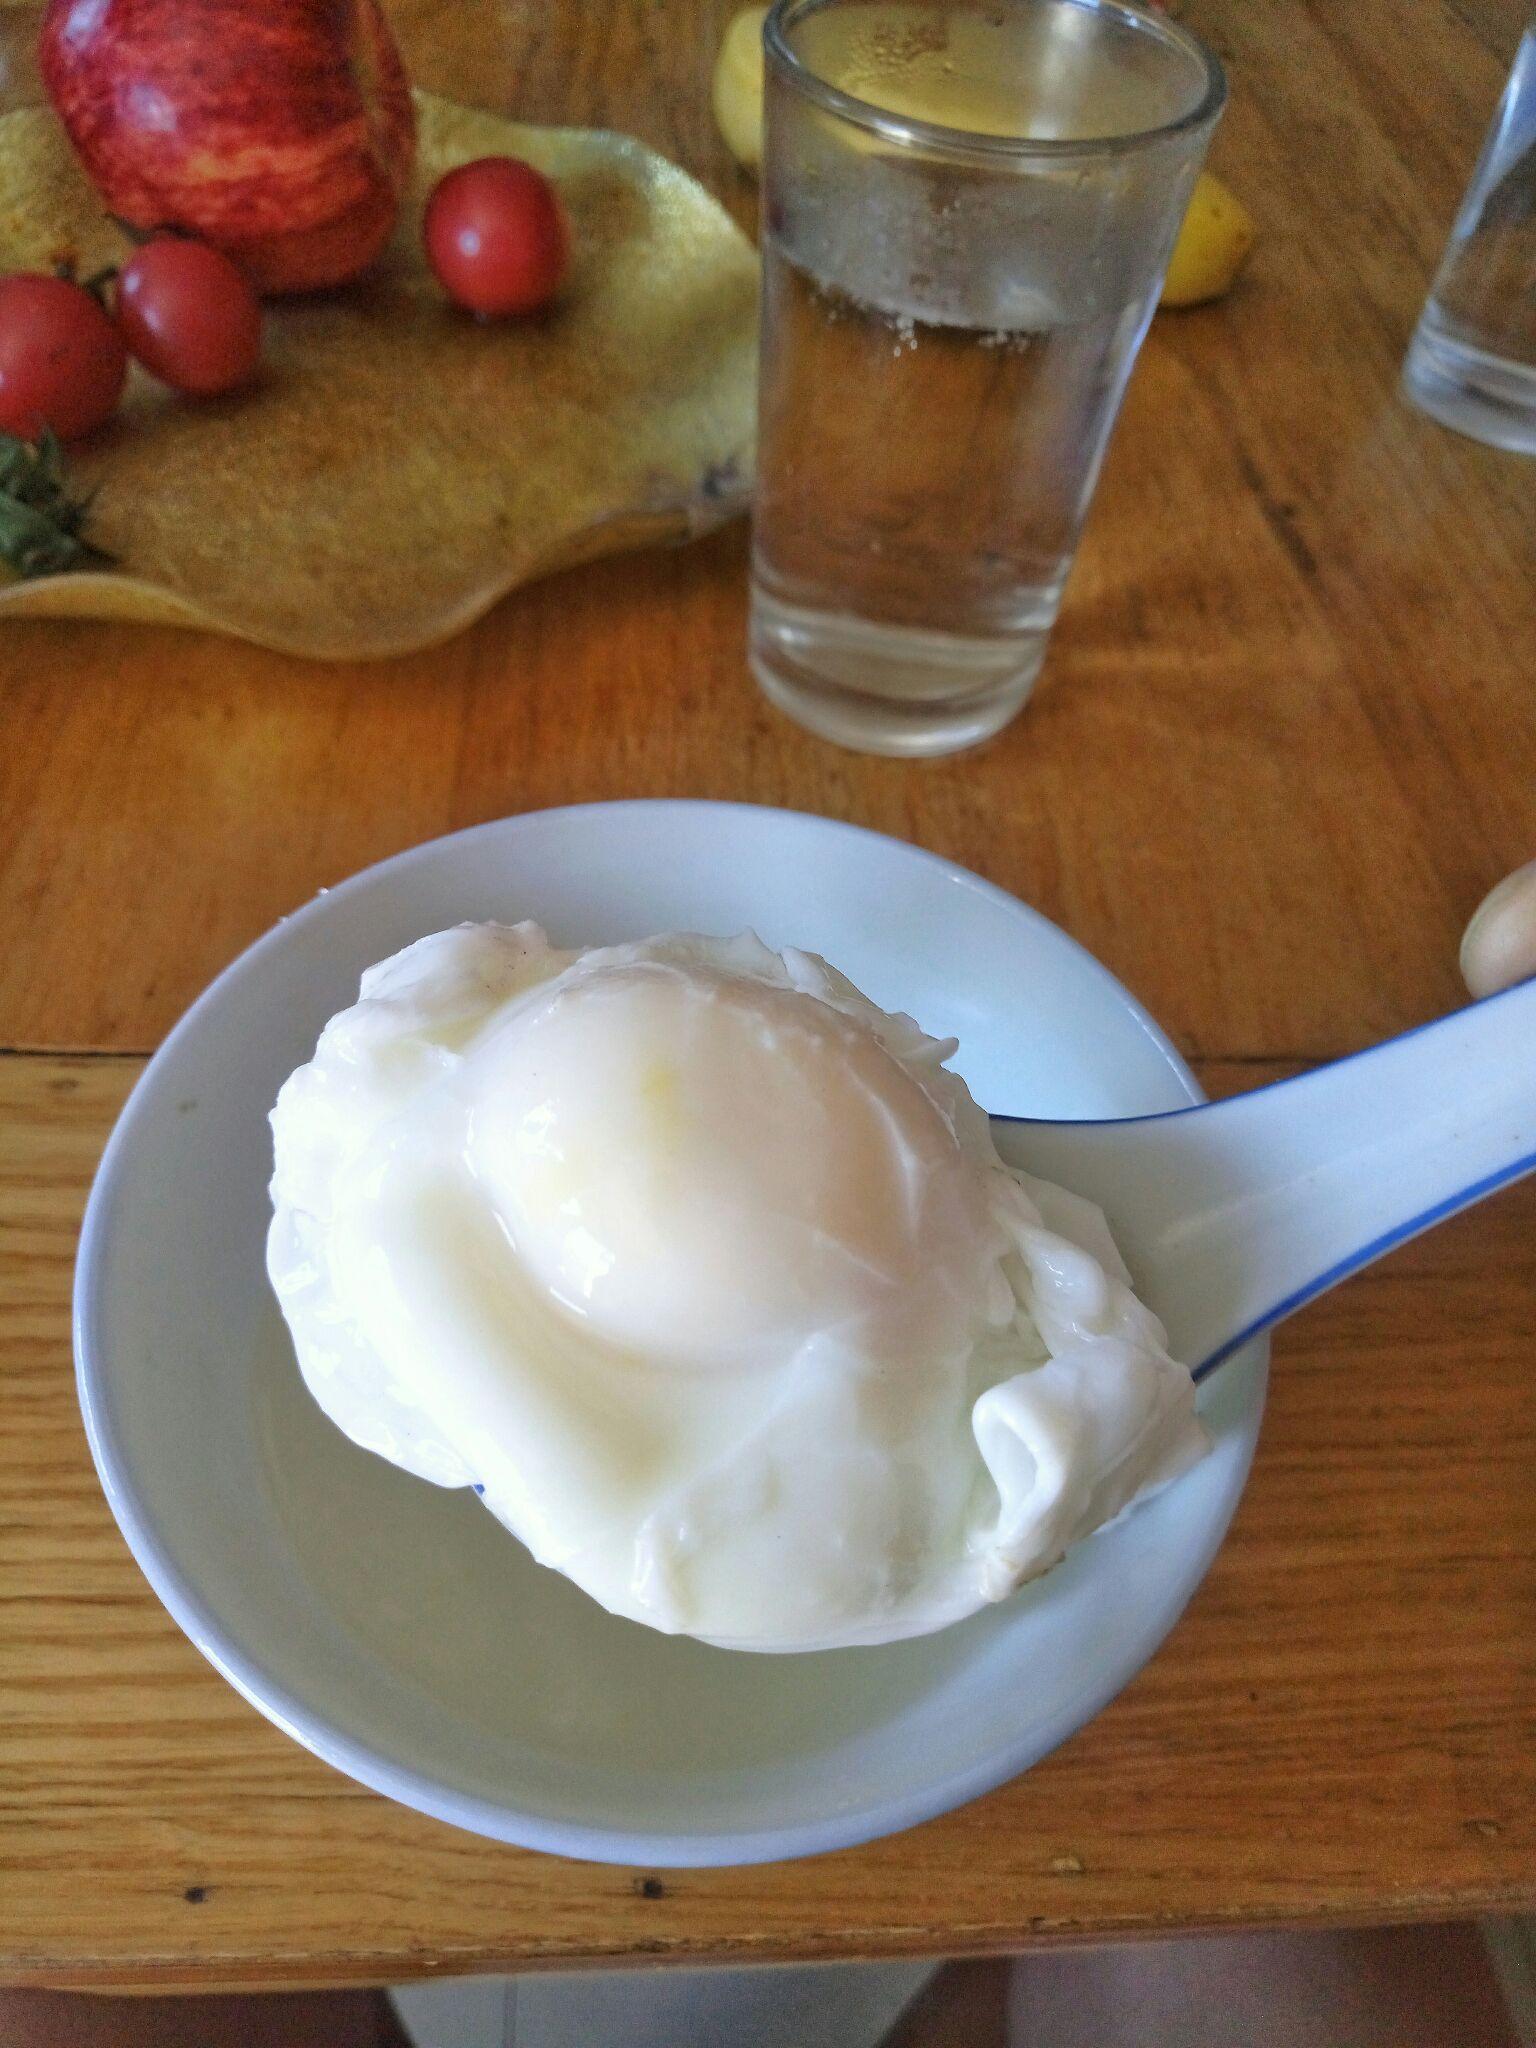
[991,976,1536,1379]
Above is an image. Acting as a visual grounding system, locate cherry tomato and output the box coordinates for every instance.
[0,273,126,440]
[424,157,569,317]
[116,237,263,397]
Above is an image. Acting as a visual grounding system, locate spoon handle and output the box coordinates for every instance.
[993,976,1536,1377]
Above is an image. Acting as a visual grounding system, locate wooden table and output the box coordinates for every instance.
[1,0,1534,1994]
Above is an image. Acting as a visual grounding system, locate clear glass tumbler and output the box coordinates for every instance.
[1402,26,1536,456]
[749,0,1225,757]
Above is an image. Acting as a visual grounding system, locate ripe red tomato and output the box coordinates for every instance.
[116,236,263,396]
[0,273,126,440]
[424,157,569,317]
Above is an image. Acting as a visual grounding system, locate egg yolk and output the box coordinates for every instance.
[466,961,977,1371]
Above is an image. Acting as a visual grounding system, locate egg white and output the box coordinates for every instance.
[267,924,1206,1651]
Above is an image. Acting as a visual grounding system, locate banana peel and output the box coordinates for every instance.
[1160,170,1256,307]
[714,5,769,171]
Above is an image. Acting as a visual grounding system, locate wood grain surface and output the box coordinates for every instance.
[1,0,1534,1991]
[3,1055,1535,1990]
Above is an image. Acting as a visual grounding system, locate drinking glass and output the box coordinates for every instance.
[1402,25,1536,455]
[749,0,1226,757]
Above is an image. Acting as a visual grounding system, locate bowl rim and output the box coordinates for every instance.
[74,798,1265,1866]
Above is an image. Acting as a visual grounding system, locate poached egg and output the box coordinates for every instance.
[267,924,1205,1651]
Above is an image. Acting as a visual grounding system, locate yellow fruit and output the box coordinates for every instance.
[1160,170,1256,308]
[710,6,1029,170]
[713,5,769,171]
[712,13,1258,314]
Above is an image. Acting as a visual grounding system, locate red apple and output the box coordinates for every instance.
[39,0,416,295]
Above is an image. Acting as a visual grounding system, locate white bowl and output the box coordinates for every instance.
[75,801,1265,1866]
